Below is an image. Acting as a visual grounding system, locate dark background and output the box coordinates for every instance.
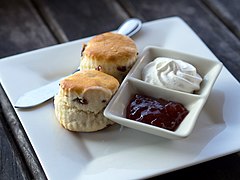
[0,0,240,179]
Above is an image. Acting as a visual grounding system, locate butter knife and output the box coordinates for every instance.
[15,78,62,108]
[15,18,142,108]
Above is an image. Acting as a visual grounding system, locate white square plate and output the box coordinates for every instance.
[0,17,240,180]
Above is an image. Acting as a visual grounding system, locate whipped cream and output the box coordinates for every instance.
[142,57,202,93]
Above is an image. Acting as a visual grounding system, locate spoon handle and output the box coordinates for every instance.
[117,18,142,37]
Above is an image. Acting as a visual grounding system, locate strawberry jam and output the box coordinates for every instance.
[126,94,189,131]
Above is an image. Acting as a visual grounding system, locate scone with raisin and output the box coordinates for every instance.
[80,32,138,82]
[54,70,119,132]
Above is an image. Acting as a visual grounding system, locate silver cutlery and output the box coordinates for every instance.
[15,18,142,108]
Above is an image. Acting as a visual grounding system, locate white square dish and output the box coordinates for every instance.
[104,47,223,139]
[130,46,223,97]
[104,78,204,139]
[0,17,240,180]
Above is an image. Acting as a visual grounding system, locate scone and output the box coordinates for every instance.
[54,70,119,132]
[80,32,138,82]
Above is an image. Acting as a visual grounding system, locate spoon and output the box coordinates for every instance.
[15,18,142,108]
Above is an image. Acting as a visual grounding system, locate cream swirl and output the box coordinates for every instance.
[142,57,202,93]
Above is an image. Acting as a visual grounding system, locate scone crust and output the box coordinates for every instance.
[82,32,137,66]
[60,69,119,95]
[54,70,119,132]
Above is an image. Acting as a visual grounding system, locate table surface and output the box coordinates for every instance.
[0,0,240,179]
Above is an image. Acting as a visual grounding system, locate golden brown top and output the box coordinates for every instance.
[60,70,119,94]
[82,32,137,65]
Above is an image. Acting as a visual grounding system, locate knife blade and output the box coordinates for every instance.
[15,78,62,108]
